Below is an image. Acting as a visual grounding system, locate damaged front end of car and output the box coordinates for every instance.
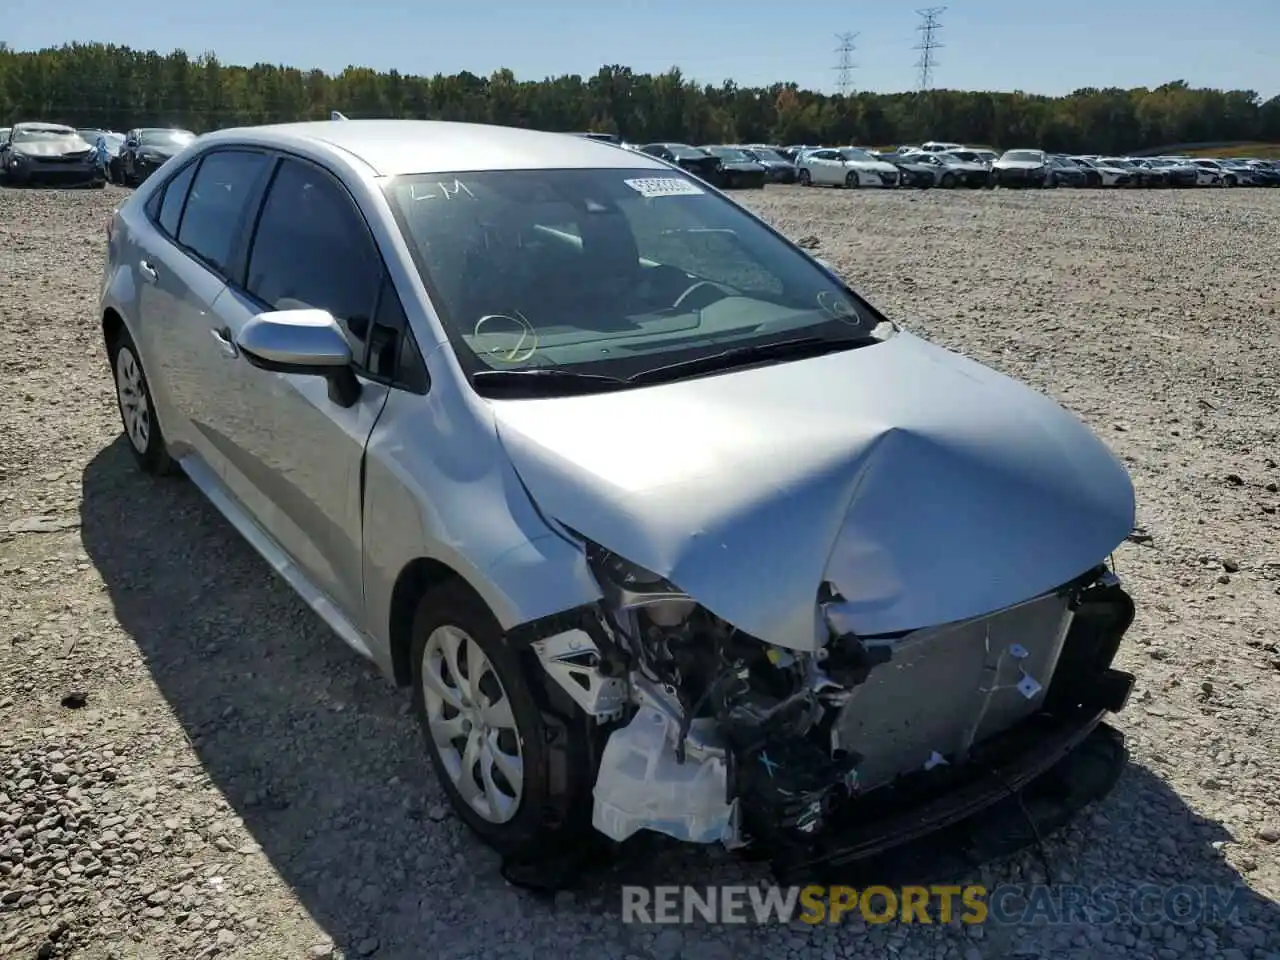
[506,534,1136,884]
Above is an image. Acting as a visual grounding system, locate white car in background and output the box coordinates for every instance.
[798,147,900,188]
[1070,157,1133,187]
[1194,159,1251,186]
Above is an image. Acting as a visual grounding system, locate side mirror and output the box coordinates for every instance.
[236,309,362,407]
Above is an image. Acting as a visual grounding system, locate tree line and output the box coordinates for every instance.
[1,41,1278,154]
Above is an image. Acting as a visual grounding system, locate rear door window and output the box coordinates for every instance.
[156,162,197,237]
[176,150,271,275]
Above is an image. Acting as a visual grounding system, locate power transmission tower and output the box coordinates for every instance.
[914,7,946,91]
[833,32,858,95]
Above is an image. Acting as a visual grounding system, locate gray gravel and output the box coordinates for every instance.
[1,182,1278,959]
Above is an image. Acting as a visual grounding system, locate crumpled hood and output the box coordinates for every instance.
[11,139,91,158]
[492,331,1135,650]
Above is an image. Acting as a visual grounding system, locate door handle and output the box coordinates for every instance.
[210,326,239,358]
[139,260,158,283]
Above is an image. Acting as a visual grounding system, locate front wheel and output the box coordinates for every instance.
[410,580,594,858]
[940,172,956,188]
[844,171,859,188]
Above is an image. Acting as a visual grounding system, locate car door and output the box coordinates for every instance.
[813,150,842,185]
[199,155,399,621]
[134,149,274,472]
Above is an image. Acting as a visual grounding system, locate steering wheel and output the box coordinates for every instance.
[672,279,736,312]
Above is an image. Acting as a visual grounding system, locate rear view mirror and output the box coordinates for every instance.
[236,308,362,407]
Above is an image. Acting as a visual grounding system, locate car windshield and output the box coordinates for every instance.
[707,146,750,162]
[748,148,786,163]
[139,129,195,147]
[1102,159,1133,168]
[383,168,886,390]
[839,148,876,162]
[1001,151,1042,163]
[13,127,77,143]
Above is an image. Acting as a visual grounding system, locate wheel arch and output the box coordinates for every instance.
[388,556,474,686]
[102,307,125,351]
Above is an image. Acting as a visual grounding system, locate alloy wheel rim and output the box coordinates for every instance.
[115,347,150,453]
[421,625,524,823]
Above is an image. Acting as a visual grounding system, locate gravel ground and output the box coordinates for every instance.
[1,182,1279,960]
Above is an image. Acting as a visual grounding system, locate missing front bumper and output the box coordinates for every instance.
[770,706,1129,886]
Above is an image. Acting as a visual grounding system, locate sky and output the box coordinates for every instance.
[5,0,1278,100]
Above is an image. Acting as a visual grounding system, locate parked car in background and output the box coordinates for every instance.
[1236,159,1280,186]
[0,122,101,187]
[779,145,820,163]
[919,140,963,153]
[1056,157,1102,187]
[798,147,900,188]
[925,152,992,187]
[1047,155,1089,188]
[637,142,723,184]
[119,127,197,185]
[700,145,767,189]
[1069,157,1132,188]
[1097,158,1166,188]
[740,145,798,183]
[1138,158,1203,187]
[99,118,1138,881]
[990,149,1051,188]
[939,148,995,168]
[1215,159,1265,186]
[877,152,939,188]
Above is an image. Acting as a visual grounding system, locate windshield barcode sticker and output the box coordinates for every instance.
[623,177,704,198]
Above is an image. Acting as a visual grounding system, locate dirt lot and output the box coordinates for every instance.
[1,182,1279,960]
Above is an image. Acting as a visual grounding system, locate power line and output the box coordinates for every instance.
[833,32,858,96]
[914,7,946,91]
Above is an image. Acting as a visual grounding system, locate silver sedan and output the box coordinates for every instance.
[100,119,1139,882]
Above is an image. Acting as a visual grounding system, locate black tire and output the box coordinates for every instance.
[410,580,594,858]
[940,172,956,188]
[844,171,859,188]
[108,326,176,475]
[798,168,811,186]
[1224,175,1236,187]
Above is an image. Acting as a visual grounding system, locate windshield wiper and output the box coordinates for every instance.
[626,334,882,386]
[470,368,632,396]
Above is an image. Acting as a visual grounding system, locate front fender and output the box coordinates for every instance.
[360,381,601,672]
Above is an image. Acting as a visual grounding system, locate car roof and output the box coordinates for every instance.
[197,119,668,176]
[14,122,75,133]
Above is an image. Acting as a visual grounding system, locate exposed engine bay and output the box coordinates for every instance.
[521,542,1137,860]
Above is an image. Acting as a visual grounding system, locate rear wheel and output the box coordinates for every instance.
[108,327,175,475]
[940,172,956,188]
[844,171,859,188]
[798,168,811,186]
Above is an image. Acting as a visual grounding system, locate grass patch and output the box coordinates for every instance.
[1177,143,1280,159]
